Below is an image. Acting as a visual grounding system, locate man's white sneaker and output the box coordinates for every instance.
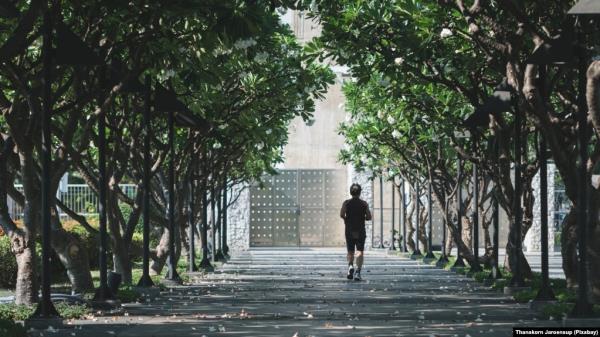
[354,270,362,281]
[347,265,355,280]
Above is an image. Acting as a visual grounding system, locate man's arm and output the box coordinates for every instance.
[364,202,372,221]
[340,200,347,219]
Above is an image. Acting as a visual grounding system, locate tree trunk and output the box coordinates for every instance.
[586,61,600,302]
[406,201,416,252]
[418,208,428,251]
[50,214,94,293]
[560,209,578,288]
[112,241,132,285]
[504,222,533,279]
[481,216,493,267]
[173,215,182,266]
[10,232,37,305]
[445,229,454,256]
[589,194,600,302]
[150,228,169,276]
[462,216,473,252]
[1,141,38,305]
[107,189,133,285]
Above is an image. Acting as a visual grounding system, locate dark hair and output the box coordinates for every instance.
[350,183,362,196]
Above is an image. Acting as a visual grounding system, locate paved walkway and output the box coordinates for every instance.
[39,249,560,337]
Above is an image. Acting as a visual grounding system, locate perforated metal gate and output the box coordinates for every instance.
[250,169,346,247]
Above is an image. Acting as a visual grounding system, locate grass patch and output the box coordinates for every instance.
[0,302,89,321]
[55,302,91,319]
[0,304,33,321]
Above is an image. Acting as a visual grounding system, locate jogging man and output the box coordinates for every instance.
[340,183,372,281]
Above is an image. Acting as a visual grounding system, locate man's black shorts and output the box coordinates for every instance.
[345,230,366,252]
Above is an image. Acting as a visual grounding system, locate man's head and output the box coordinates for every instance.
[350,183,362,197]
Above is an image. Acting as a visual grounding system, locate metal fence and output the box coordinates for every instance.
[8,184,138,221]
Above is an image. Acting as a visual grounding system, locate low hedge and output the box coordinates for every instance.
[0,303,89,321]
[0,219,144,290]
[0,236,18,288]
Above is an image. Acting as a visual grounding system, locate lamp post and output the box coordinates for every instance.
[411,178,422,259]
[222,176,230,259]
[93,68,114,302]
[504,83,528,291]
[401,179,408,253]
[33,9,60,318]
[567,1,597,316]
[490,183,502,279]
[464,81,514,280]
[188,168,198,272]
[211,185,218,261]
[215,184,225,261]
[450,156,466,270]
[470,160,483,273]
[153,84,209,284]
[31,7,102,320]
[199,186,214,271]
[390,179,397,251]
[378,176,384,248]
[423,180,436,262]
[526,40,572,302]
[137,76,155,287]
[534,134,555,301]
[488,141,503,281]
[163,109,182,284]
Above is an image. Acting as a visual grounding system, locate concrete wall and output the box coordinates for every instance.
[281,82,347,170]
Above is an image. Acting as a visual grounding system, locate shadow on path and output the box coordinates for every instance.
[34,249,561,337]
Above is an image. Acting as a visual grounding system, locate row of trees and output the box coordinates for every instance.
[0,0,333,305]
[308,0,599,302]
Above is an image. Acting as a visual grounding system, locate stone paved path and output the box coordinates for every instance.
[39,249,561,337]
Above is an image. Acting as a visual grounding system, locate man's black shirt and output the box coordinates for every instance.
[340,197,372,232]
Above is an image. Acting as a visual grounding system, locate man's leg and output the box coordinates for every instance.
[355,250,364,270]
[346,236,356,279]
[353,234,365,280]
[347,251,355,265]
